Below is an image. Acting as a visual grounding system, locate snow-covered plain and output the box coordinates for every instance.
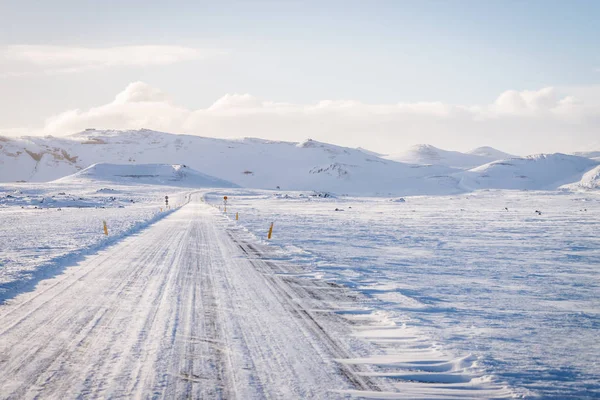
[0,185,517,399]
[206,189,600,399]
[1,141,599,397]
[0,176,192,302]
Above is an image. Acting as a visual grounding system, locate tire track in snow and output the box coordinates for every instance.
[1,197,499,399]
[0,219,186,398]
[236,240,380,392]
[220,216,515,399]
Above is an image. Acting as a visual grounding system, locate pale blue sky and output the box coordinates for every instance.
[0,0,598,153]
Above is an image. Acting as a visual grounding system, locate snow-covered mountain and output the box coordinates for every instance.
[385,144,516,169]
[458,153,599,190]
[0,130,460,195]
[56,163,238,188]
[563,165,600,190]
[1,129,598,194]
[467,146,515,160]
[573,151,600,161]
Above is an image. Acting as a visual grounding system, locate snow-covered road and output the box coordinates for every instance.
[0,197,378,398]
[0,197,514,399]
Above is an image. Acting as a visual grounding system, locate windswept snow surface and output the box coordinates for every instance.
[0,194,514,399]
[207,189,600,399]
[0,181,191,302]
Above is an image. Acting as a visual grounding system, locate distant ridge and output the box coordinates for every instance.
[385,144,515,169]
[1,129,598,194]
[55,163,239,188]
[459,153,599,190]
[467,146,515,160]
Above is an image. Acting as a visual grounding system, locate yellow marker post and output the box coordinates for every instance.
[268,222,274,239]
[103,220,108,236]
[236,212,239,220]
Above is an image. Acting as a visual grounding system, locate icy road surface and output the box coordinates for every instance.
[0,197,513,399]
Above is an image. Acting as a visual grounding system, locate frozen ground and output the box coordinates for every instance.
[1,178,597,398]
[206,189,600,399]
[0,193,514,399]
[0,181,190,302]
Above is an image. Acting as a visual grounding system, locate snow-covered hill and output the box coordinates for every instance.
[1,129,598,194]
[0,135,81,182]
[562,164,600,190]
[0,130,460,195]
[573,151,600,161]
[458,153,599,190]
[467,146,515,160]
[56,163,238,188]
[385,144,515,169]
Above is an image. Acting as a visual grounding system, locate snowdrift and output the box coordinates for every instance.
[55,163,239,188]
[458,154,600,190]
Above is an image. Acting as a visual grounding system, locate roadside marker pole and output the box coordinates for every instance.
[236,212,239,220]
[103,220,108,236]
[268,222,274,239]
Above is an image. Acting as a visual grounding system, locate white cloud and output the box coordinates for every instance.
[493,87,561,114]
[113,82,171,104]
[31,82,600,155]
[0,45,224,75]
[208,94,265,111]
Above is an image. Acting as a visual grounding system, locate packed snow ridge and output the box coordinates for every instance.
[1,129,599,195]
